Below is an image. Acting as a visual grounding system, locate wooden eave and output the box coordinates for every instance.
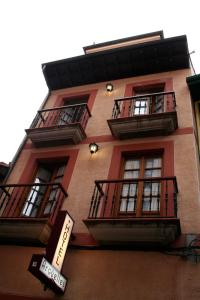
[42,35,189,91]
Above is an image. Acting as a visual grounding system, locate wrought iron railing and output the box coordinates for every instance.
[30,104,91,130]
[112,92,176,119]
[0,183,67,224]
[88,177,178,219]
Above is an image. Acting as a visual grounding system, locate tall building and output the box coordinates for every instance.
[1,31,200,300]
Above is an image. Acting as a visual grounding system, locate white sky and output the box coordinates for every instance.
[0,0,199,164]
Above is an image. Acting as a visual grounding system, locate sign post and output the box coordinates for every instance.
[28,211,74,294]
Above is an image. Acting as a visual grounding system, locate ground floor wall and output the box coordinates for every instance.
[1,246,200,300]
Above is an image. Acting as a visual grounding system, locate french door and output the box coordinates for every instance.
[132,92,164,116]
[119,155,162,216]
[21,162,66,217]
[133,97,149,115]
[57,107,76,125]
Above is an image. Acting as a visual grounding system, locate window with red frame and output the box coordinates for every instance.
[119,155,162,216]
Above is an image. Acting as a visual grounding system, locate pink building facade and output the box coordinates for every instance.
[1,31,200,300]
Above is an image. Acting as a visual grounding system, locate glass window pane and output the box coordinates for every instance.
[153,158,161,168]
[142,197,159,212]
[146,158,161,168]
[22,202,29,216]
[57,165,66,176]
[133,160,140,169]
[145,169,161,178]
[124,170,139,179]
[124,159,140,170]
[142,199,150,211]
[152,183,160,195]
[154,96,164,113]
[127,199,135,212]
[122,183,138,197]
[120,199,127,212]
[36,168,52,182]
[122,184,129,197]
[141,100,146,106]
[134,108,140,115]
[135,100,140,107]
[151,197,159,210]
[144,183,151,196]
[145,159,153,169]
[48,188,57,201]
[124,160,132,170]
[129,184,137,196]
[26,204,33,216]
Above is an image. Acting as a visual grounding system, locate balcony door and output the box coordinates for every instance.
[58,107,77,125]
[132,86,164,116]
[133,96,149,115]
[119,155,162,216]
[57,96,88,126]
[21,162,66,217]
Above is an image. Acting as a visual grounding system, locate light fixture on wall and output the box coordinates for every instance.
[89,142,99,154]
[106,83,113,92]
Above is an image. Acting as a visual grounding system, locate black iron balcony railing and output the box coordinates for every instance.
[30,103,91,130]
[0,183,67,224]
[88,177,178,219]
[112,92,176,119]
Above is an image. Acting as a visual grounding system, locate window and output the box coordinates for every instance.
[120,155,162,215]
[21,162,66,217]
[132,85,165,116]
[57,95,89,125]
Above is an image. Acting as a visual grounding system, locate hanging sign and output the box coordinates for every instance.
[28,211,74,294]
[52,212,73,272]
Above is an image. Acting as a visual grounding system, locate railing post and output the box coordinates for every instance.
[110,182,117,217]
[165,179,168,217]
[112,101,120,119]
[173,178,178,217]
[89,184,99,218]
[172,92,177,110]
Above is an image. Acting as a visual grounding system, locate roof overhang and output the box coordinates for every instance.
[186,74,200,101]
[42,35,190,91]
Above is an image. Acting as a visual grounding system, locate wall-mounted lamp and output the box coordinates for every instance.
[106,83,113,92]
[89,142,99,154]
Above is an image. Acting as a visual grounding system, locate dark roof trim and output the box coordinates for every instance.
[187,74,200,101]
[42,34,189,91]
[42,34,184,68]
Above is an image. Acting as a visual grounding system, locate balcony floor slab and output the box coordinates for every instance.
[84,218,181,247]
[108,111,178,139]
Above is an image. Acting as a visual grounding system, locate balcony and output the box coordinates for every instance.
[0,183,67,245]
[84,177,180,247]
[26,104,91,147]
[107,92,178,139]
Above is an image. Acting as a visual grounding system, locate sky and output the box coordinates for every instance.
[0,0,199,164]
